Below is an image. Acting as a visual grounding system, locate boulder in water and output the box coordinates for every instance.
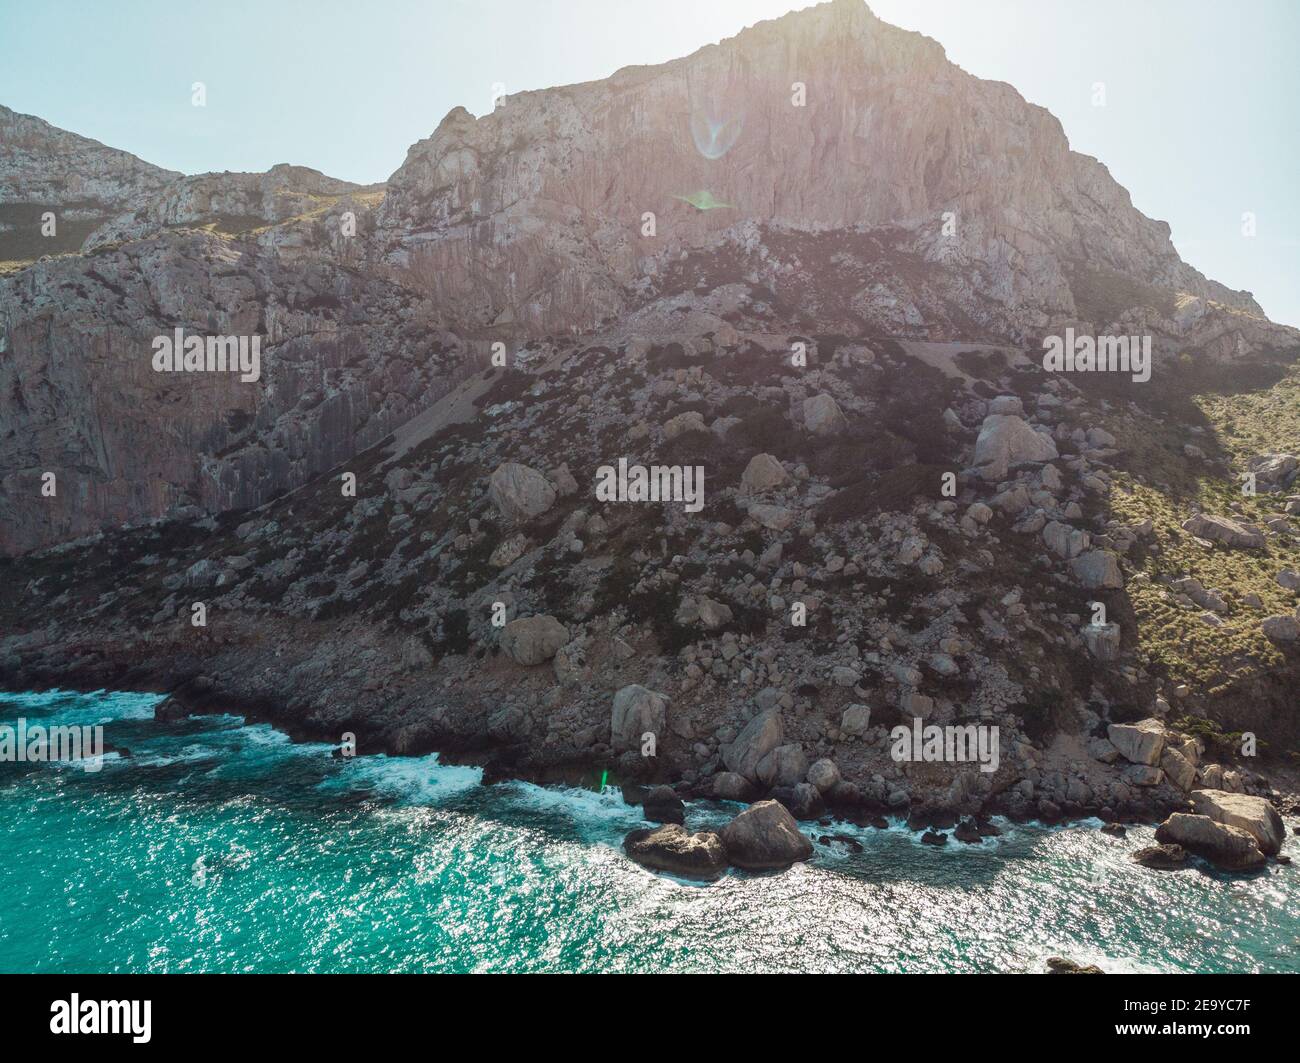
[719,800,814,870]
[624,825,727,880]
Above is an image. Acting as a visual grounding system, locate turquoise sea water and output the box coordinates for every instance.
[0,689,1296,973]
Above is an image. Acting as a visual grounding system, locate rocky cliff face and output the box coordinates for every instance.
[0,230,462,554]
[0,104,179,210]
[1,0,1297,562]
[373,0,1276,348]
[1,0,1297,833]
[82,164,378,251]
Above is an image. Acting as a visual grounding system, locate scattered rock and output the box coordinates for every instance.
[1131,843,1187,869]
[973,414,1059,481]
[803,393,847,436]
[1046,957,1105,974]
[1107,719,1166,766]
[498,615,569,666]
[740,453,788,493]
[1181,513,1264,550]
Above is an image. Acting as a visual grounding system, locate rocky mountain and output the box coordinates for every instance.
[1,1,1298,844]
[0,103,179,211]
[374,0,1287,356]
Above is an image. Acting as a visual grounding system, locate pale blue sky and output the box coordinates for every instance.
[2,0,1296,324]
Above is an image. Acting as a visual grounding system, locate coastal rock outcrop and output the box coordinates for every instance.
[719,800,814,870]
[1154,813,1266,871]
[1189,790,1284,856]
[623,824,727,879]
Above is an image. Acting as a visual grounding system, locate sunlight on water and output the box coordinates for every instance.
[0,690,1296,973]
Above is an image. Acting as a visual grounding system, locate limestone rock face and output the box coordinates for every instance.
[973,415,1058,481]
[1155,813,1266,871]
[0,103,179,211]
[719,799,814,870]
[373,0,1278,346]
[4,1,1299,557]
[82,165,368,251]
[0,232,452,555]
[610,684,669,753]
[488,462,557,523]
[498,615,569,666]
[1189,789,1284,856]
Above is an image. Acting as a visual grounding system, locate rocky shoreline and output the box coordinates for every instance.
[4,635,1294,881]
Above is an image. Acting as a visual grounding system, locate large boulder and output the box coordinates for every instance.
[641,785,686,825]
[610,684,669,753]
[1070,550,1124,590]
[1155,813,1266,871]
[498,615,569,666]
[712,771,757,802]
[803,393,847,436]
[623,825,727,880]
[1160,746,1197,791]
[1107,719,1166,765]
[806,758,841,794]
[740,453,788,494]
[1189,789,1284,856]
[1181,513,1264,549]
[973,414,1059,481]
[719,800,814,870]
[756,743,808,787]
[488,462,556,523]
[722,709,784,781]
